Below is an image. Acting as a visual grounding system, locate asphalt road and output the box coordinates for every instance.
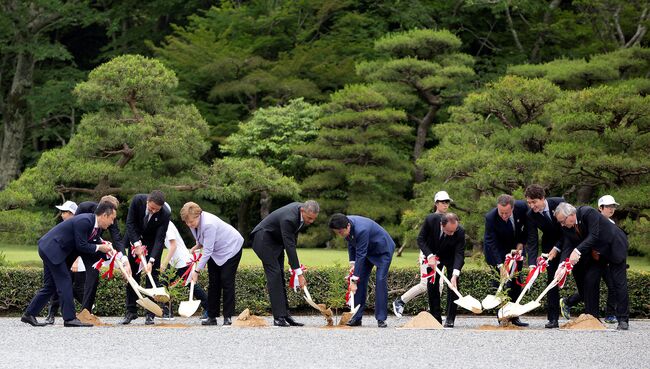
[1,314,648,369]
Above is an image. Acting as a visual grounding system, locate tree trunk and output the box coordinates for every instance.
[0,49,34,189]
[259,190,271,219]
[413,106,437,183]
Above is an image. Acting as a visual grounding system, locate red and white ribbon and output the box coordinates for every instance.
[421,255,439,284]
[345,268,354,305]
[504,252,524,276]
[130,243,148,274]
[172,252,202,287]
[289,264,306,292]
[557,258,574,288]
[92,251,123,280]
[520,255,548,288]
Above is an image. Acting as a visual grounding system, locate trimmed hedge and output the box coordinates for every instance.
[1,266,648,318]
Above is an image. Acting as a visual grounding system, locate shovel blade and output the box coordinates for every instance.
[497,302,519,319]
[481,294,502,310]
[350,305,360,315]
[454,295,483,314]
[137,286,156,298]
[137,297,163,317]
[516,301,541,317]
[178,300,201,318]
[152,287,170,303]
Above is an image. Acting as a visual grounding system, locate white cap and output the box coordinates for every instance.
[55,200,78,214]
[598,195,619,207]
[434,191,452,202]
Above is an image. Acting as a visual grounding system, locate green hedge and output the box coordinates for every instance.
[1,266,648,318]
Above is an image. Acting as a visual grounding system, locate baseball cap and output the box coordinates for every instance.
[434,191,452,202]
[55,200,78,214]
[598,195,619,207]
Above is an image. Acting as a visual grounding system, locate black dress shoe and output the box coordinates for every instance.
[145,315,155,325]
[443,320,454,328]
[21,314,46,327]
[617,321,629,330]
[510,318,529,327]
[545,320,559,329]
[285,315,304,327]
[202,318,218,326]
[44,313,55,325]
[223,317,232,326]
[346,318,362,327]
[64,318,93,327]
[273,317,290,327]
[120,311,138,325]
[377,320,387,328]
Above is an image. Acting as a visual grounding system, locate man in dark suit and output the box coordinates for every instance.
[75,195,129,314]
[120,190,171,325]
[329,214,395,328]
[525,184,565,328]
[554,202,629,330]
[483,194,529,327]
[251,200,319,327]
[21,202,116,327]
[418,212,465,328]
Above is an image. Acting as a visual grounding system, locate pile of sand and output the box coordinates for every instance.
[561,314,606,330]
[233,308,269,327]
[476,321,524,331]
[338,312,353,326]
[76,309,111,326]
[317,304,334,326]
[399,311,444,330]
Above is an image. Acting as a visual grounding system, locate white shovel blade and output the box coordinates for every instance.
[515,301,541,317]
[137,286,156,298]
[349,292,360,315]
[137,297,163,317]
[454,295,483,314]
[481,294,502,310]
[151,287,170,303]
[178,300,201,318]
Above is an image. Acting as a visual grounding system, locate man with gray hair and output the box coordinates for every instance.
[553,202,629,330]
[251,200,319,327]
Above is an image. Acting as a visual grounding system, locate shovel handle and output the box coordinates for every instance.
[140,254,158,288]
[116,257,144,299]
[435,266,462,298]
[188,264,196,302]
[535,279,559,303]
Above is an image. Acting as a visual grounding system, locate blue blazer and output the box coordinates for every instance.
[483,200,529,266]
[346,216,395,279]
[38,213,99,265]
[526,197,565,264]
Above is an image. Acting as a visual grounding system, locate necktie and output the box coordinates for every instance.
[507,217,515,232]
[543,210,551,221]
[88,227,98,240]
[143,211,150,226]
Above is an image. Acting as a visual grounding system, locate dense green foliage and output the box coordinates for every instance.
[1,266,648,318]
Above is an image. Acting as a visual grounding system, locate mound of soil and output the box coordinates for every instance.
[317,304,334,326]
[76,309,111,326]
[233,308,269,327]
[561,314,606,330]
[476,322,524,331]
[338,312,353,326]
[399,311,443,330]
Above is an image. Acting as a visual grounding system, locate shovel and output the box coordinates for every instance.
[303,286,322,311]
[513,279,559,317]
[348,290,360,316]
[178,264,201,318]
[498,254,548,320]
[482,253,519,310]
[139,254,170,303]
[116,257,162,317]
[435,266,482,314]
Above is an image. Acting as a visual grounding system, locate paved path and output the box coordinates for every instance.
[0,315,648,369]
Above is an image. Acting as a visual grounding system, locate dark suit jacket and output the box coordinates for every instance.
[38,213,99,265]
[526,197,565,265]
[417,213,465,271]
[251,202,303,269]
[125,194,170,262]
[346,216,395,279]
[76,201,125,253]
[561,206,628,264]
[483,200,529,267]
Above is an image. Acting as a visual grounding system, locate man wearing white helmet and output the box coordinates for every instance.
[560,195,621,324]
[392,191,452,318]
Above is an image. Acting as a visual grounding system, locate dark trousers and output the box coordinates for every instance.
[125,246,161,317]
[490,262,523,304]
[545,256,560,321]
[207,249,242,318]
[427,263,458,324]
[171,265,209,311]
[609,260,629,322]
[351,252,392,322]
[48,271,85,316]
[26,250,77,321]
[567,263,616,316]
[79,252,103,311]
[564,256,602,317]
[252,232,291,318]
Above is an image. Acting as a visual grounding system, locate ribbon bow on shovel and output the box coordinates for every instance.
[92,249,123,280]
[345,268,360,315]
[482,250,522,310]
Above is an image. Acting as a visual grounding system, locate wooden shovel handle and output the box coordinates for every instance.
[116,257,144,299]
[139,254,158,288]
[435,266,462,298]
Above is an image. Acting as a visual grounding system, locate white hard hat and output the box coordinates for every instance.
[598,195,619,207]
[434,191,452,202]
[55,200,78,214]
